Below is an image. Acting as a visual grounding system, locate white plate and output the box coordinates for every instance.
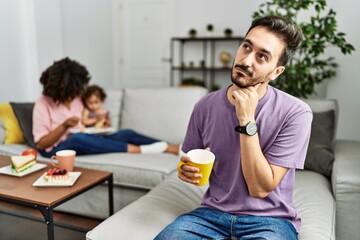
[0,163,47,177]
[70,127,116,135]
[32,172,82,187]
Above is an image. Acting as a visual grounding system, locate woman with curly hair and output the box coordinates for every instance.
[33,57,179,157]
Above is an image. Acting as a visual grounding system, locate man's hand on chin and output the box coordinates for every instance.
[232,83,261,124]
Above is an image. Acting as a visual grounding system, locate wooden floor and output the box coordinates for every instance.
[0,201,102,240]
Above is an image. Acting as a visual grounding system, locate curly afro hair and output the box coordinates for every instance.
[40,57,91,102]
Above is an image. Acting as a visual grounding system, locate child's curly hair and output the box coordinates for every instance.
[40,57,91,102]
[82,85,107,108]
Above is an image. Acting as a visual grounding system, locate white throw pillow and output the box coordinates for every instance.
[121,87,207,144]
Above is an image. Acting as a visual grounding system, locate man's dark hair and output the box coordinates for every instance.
[40,57,91,102]
[246,15,303,66]
[82,85,107,107]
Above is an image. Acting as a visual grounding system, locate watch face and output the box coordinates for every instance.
[246,122,258,136]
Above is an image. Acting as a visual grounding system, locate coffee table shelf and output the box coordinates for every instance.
[0,155,113,240]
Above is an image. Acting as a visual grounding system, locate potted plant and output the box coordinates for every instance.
[224,28,233,38]
[181,77,205,87]
[188,28,197,38]
[252,0,355,98]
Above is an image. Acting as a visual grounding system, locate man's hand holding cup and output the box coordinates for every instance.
[177,148,215,186]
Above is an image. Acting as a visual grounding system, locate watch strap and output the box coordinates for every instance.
[234,125,245,134]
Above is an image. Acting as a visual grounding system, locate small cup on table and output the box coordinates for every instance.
[50,150,76,172]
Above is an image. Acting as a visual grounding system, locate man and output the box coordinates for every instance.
[155,15,312,239]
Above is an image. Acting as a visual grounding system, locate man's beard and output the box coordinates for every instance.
[231,64,269,88]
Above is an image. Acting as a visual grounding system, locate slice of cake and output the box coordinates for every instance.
[11,155,36,173]
[44,168,71,184]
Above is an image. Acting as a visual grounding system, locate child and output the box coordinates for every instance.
[82,85,111,129]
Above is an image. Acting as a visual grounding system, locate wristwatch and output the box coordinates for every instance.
[234,121,258,136]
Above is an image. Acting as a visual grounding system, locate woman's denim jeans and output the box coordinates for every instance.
[39,129,160,157]
[155,207,297,240]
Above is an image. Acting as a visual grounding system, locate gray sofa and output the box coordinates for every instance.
[0,87,207,219]
[1,87,360,240]
[85,97,360,240]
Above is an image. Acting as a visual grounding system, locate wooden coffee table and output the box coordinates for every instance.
[0,155,113,240]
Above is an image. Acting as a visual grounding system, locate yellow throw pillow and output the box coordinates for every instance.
[0,103,24,144]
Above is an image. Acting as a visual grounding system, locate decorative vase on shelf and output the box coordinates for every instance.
[219,51,231,68]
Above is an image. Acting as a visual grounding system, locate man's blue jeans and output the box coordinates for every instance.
[155,207,297,240]
[39,129,160,157]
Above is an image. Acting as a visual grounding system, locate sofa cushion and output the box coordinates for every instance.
[304,110,335,177]
[120,87,207,144]
[102,89,124,129]
[73,153,179,189]
[0,144,46,160]
[294,170,335,239]
[303,99,338,177]
[9,102,36,148]
[0,103,24,144]
[0,119,4,143]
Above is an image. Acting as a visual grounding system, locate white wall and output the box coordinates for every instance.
[0,0,114,103]
[0,0,39,101]
[34,0,114,90]
[61,0,113,87]
[33,0,64,74]
[0,0,359,141]
[326,0,360,141]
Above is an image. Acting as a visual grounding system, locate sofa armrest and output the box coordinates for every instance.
[331,139,360,240]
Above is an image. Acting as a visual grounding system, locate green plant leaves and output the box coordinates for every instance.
[252,0,355,98]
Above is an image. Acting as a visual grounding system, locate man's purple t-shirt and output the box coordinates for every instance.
[182,85,312,231]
